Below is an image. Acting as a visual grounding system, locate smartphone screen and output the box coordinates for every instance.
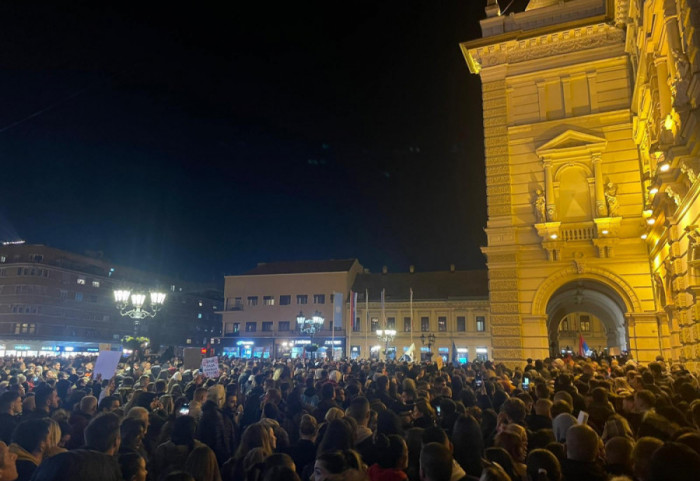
[179,403,190,416]
[523,378,530,390]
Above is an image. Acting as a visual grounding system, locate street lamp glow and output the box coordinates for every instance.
[131,293,146,309]
[647,218,656,225]
[550,234,558,240]
[659,162,670,172]
[150,292,166,305]
[114,289,131,303]
[649,187,659,195]
[641,234,648,240]
[601,230,609,235]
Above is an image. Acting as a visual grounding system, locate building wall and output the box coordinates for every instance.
[626,0,700,371]
[219,261,363,358]
[0,244,221,352]
[350,299,492,361]
[462,0,660,365]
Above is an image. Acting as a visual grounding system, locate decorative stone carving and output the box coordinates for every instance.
[605,182,619,217]
[666,186,682,206]
[670,48,691,107]
[680,161,698,184]
[534,189,547,223]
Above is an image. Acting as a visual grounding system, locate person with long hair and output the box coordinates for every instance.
[185,445,222,481]
[367,434,408,481]
[412,398,436,429]
[451,414,483,478]
[152,416,205,481]
[221,423,275,481]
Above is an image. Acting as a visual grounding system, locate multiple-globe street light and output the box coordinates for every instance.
[297,310,324,358]
[420,332,436,360]
[113,289,167,335]
[376,328,396,359]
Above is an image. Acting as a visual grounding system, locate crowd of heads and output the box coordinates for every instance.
[0,352,699,481]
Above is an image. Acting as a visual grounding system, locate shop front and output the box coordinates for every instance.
[0,341,113,357]
[221,338,274,359]
[275,338,346,359]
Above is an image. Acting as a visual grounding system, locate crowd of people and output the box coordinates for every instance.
[0,353,699,481]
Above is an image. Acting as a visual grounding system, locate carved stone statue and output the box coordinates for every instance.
[534,189,546,223]
[666,186,681,206]
[605,182,619,217]
[670,49,691,107]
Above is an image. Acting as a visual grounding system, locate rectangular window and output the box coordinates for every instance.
[197,313,202,319]
[247,296,258,306]
[421,316,430,332]
[371,317,379,332]
[313,294,325,304]
[580,315,591,332]
[280,295,291,305]
[75,292,83,302]
[279,321,290,331]
[77,278,86,285]
[245,322,257,332]
[354,317,361,332]
[0,256,5,262]
[438,316,447,331]
[404,317,412,332]
[457,316,466,332]
[92,281,100,288]
[59,290,68,299]
[559,318,569,332]
[296,295,308,305]
[387,317,396,329]
[263,296,275,306]
[233,323,240,333]
[476,316,486,332]
[262,322,273,332]
[14,323,36,334]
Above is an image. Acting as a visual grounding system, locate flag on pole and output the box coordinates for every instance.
[578,333,590,356]
[452,340,457,363]
[380,288,386,327]
[405,343,415,362]
[350,291,357,330]
[333,292,343,328]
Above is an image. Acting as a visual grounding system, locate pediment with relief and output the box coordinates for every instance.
[536,130,608,160]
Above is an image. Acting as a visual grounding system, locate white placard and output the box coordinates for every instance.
[93,351,122,381]
[201,356,220,378]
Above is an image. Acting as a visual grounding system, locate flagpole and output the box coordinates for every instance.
[348,291,352,360]
[365,289,369,360]
[410,288,414,350]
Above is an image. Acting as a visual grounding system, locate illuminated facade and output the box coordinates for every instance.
[461,0,700,369]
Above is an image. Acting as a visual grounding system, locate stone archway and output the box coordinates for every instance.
[546,280,628,356]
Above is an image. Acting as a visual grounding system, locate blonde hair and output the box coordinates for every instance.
[207,385,225,408]
[325,407,345,422]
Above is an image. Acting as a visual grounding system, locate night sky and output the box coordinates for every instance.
[0,1,529,282]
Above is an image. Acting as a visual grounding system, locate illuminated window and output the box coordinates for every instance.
[0,256,5,263]
[559,318,569,332]
[371,317,379,331]
[476,316,486,332]
[403,317,412,332]
[77,278,86,285]
[296,295,308,305]
[13,323,36,334]
[197,313,202,319]
[245,322,256,332]
[75,292,83,302]
[580,316,591,332]
[233,323,240,333]
[438,316,447,331]
[280,295,291,305]
[457,316,466,332]
[421,317,429,332]
[313,294,325,304]
[247,296,258,306]
[387,317,396,329]
[263,296,275,306]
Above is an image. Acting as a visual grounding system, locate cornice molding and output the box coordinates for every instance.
[465,23,625,74]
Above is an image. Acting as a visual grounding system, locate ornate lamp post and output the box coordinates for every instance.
[114,289,167,336]
[376,328,396,360]
[420,332,436,361]
[296,310,324,358]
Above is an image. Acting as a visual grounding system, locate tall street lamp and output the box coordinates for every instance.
[420,332,436,361]
[376,329,396,360]
[114,289,167,336]
[297,310,324,358]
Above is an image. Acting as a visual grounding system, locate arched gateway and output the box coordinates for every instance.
[461,1,668,365]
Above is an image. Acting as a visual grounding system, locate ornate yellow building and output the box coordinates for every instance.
[461,0,700,369]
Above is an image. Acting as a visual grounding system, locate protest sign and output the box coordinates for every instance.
[183,348,203,370]
[201,356,220,378]
[93,350,122,380]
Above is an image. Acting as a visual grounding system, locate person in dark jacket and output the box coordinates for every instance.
[0,392,22,445]
[9,419,51,481]
[196,388,234,467]
[560,425,607,481]
[289,414,317,475]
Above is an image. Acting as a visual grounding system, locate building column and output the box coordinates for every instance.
[654,57,673,121]
[543,160,556,221]
[592,153,608,217]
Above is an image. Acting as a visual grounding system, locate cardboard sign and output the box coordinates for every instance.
[183,348,203,370]
[93,351,122,381]
[201,356,220,378]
